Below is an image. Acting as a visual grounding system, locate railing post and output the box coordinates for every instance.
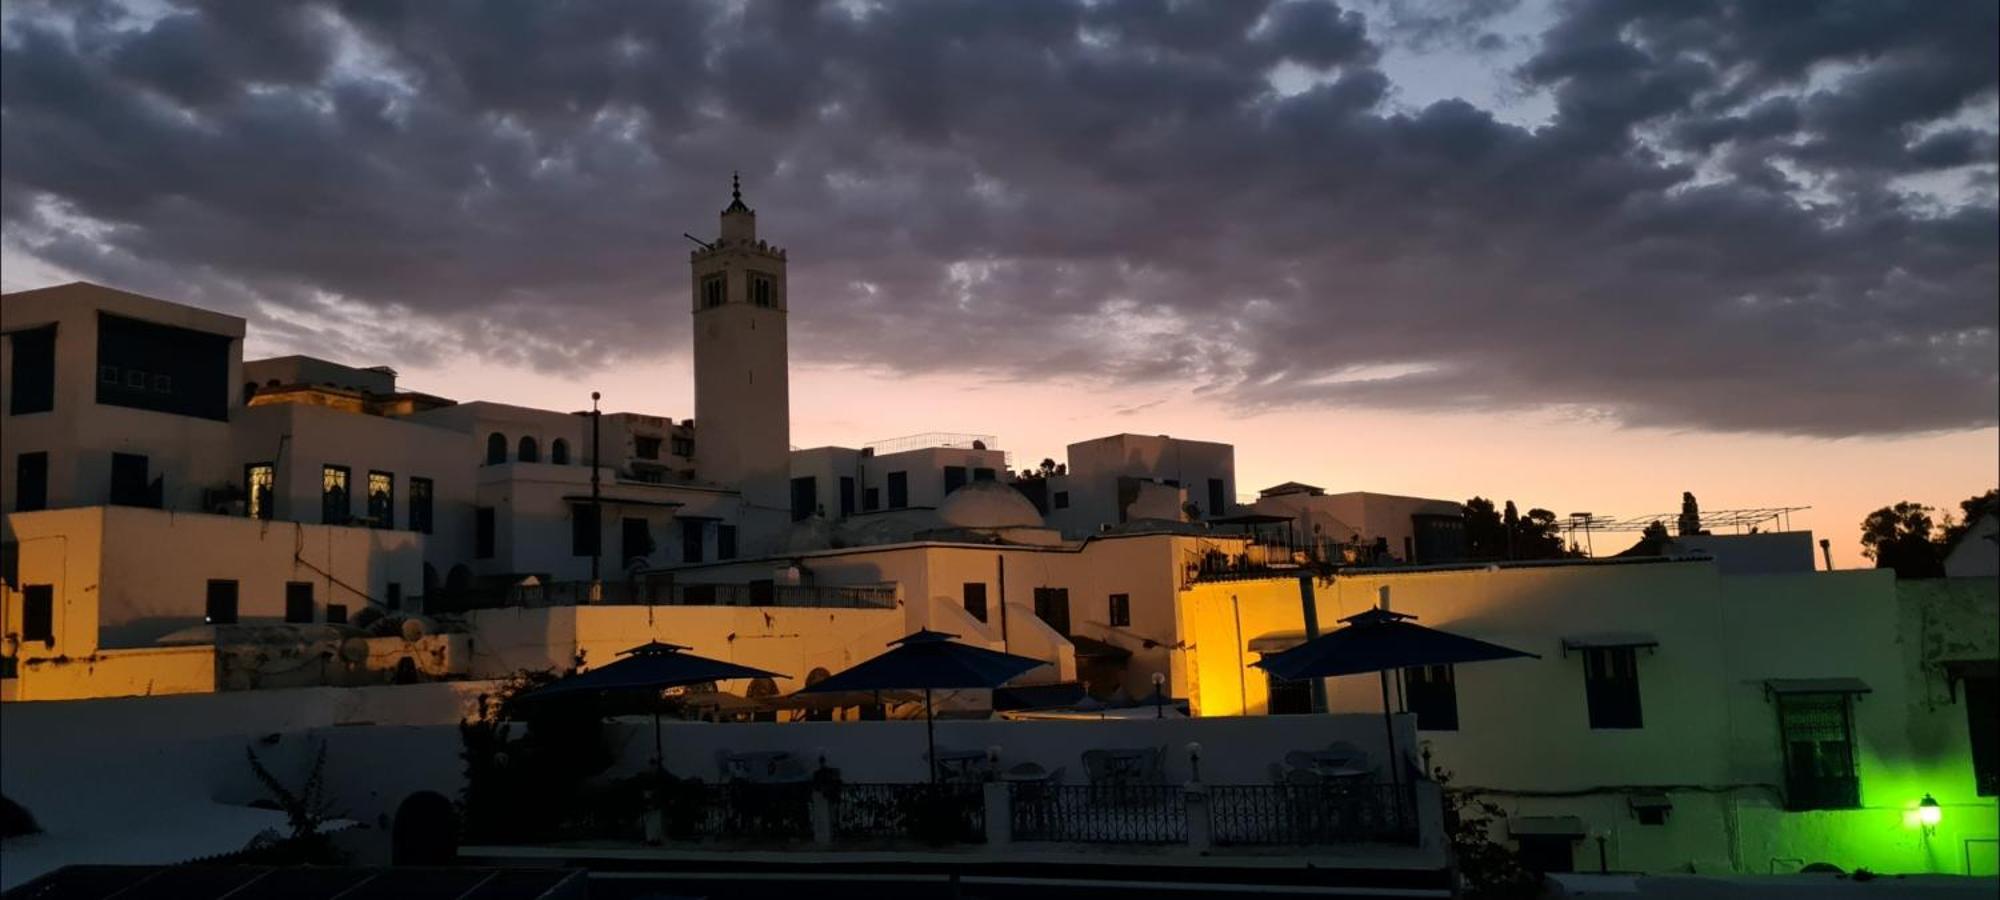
[984,782,1012,845]
[810,786,834,845]
[1184,782,1211,851]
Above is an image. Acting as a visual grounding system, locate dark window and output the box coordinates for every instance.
[1207,478,1226,517]
[1054,491,1069,510]
[367,471,393,529]
[717,524,737,560]
[550,439,569,465]
[1778,692,1861,810]
[864,487,880,511]
[321,465,351,525]
[1,541,16,586]
[285,582,314,623]
[681,520,704,563]
[1108,593,1131,628]
[485,433,507,465]
[517,436,539,463]
[749,579,776,604]
[1516,835,1575,874]
[8,325,56,415]
[973,467,996,482]
[571,503,599,557]
[671,435,694,458]
[325,604,348,625]
[749,271,775,308]
[475,507,496,559]
[944,466,968,495]
[839,477,856,518]
[385,582,402,611]
[95,313,229,420]
[963,583,988,622]
[887,471,908,509]
[246,462,274,520]
[22,585,54,644]
[408,477,433,534]
[16,452,48,512]
[1268,672,1312,715]
[1412,514,1468,564]
[622,517,653,564]
[635,436,662,460]
[1032,587,1071,635]
[1966,675,1998,797]
[1405,664,1459,731]
[110,453,153,507]
[701,273,726,308]
[791,476,817,521]
[1583,647,1643,729]
[205,579,239,624]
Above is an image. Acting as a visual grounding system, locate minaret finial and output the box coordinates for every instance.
[724,170,752,214]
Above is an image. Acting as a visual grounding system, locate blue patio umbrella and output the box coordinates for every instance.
[799,629,1049,781]
[1252,608,1538,793]
[523,641,788,780]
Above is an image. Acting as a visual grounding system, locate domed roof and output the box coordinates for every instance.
[936,480,1044,529]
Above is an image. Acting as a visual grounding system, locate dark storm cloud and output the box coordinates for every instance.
[1,0,1994,436]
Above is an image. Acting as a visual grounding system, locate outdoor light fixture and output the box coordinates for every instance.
[1152,671,1168,719]
[1918,794,1941,833]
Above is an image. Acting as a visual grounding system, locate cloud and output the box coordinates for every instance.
[1,0,1993,437]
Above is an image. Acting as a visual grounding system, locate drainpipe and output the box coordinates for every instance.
[1297,574,1326,713]
[996,555,1009,646]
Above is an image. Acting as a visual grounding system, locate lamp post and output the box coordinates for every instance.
[1152,671,1167,719]
[590,391,602,603]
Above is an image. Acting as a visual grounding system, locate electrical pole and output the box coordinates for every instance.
[590,391,602,603]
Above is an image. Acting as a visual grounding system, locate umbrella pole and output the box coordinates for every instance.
[925,687,938,784]
[1380,670,1403,815]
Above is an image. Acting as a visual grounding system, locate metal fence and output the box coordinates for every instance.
[435,579,897,612]
[1010,784,1189,844]
[1208,783,1416,845]
[828,783,986,844]
[662,782,813,843]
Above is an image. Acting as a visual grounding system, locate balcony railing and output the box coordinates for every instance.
[1208,783,1415,845]
[432,579,897,613]
[1010,783,1189,843]
[828,783,986,844]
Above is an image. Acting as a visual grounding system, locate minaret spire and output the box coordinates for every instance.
[725,170,752,214]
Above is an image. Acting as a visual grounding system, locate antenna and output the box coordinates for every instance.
[683,233,714,251]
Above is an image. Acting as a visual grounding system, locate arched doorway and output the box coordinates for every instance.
[485,433,508,465]
[550,439,570,465]
[517,436,539,463]
[391,791,457,865]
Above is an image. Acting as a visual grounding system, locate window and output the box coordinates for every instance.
[1207,478,1226,517]
[635,436,662,460]
[1032,587,1071,635]
[749,271,775,307]
[245,462,274,520]
[717,524,737,560]
[749,579,776,604]
[681,520,704,563]
[671,435,694,458]
[321,465,351,525]
[22,585,54,644]
[1268,672,1312,715]
[110,452,153,507]
[408,477,434,534]
[8,325,56,415]
[1778,693,1861,810]
[367,471,394,529]
[205,580,239,625]
[1966,674,1998,797]
[622,517,654,564]
[1405,664,1459,731]
[1053,491,1070,510]
[326,604,348,625]
[972,467,995,482]
[485,433,507,465]
[517,436,539,463]
[1515,836,1576,874]
[944,466,968,495]
[963,583,989,622]
[1582,647,1643,729]
[887,471,908,509]
[864,487,880,511]
[101,365,119,384]
[1108,593,1131,628]
[791,476,817,521]
[95,313,229,420]
[385,582,402,611]
[285,583,314,624]
[475,506,496,559]
[16,452,48,512]
[839,477,856,518]
[550,439,569,465]
[701,273,726,308]
[571,503,600,557]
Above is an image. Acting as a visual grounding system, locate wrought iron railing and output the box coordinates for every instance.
[1010,783,1188,844]
[662,782,813,843]
[435,579,897,611]
[1208,783,1416,845]
[828,783,986,844]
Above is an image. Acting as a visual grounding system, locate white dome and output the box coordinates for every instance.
[936,481,1044,529]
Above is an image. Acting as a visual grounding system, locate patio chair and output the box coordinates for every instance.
[1081,749,1113,783]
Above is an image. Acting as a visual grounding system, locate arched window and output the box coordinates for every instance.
[485,433,507,465]
[518,435,539,463]
[550,438,570,465]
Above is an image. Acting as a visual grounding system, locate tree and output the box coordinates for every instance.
[1859,502,1945,578]
[1463,497,1574,561]
[1940,488,1999,552]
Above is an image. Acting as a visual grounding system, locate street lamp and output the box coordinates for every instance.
[1151,671,1167,719]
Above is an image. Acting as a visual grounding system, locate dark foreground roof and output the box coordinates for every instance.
[2,866,586,900]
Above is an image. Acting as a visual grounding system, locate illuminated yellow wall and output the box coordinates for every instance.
[13,645,216,701]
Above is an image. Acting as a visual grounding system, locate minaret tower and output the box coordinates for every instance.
[691,173,791,524]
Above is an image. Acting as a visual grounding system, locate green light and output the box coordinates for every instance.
[1918,794,1941,828]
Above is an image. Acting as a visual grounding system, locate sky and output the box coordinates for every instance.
[2,0,1995,566]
